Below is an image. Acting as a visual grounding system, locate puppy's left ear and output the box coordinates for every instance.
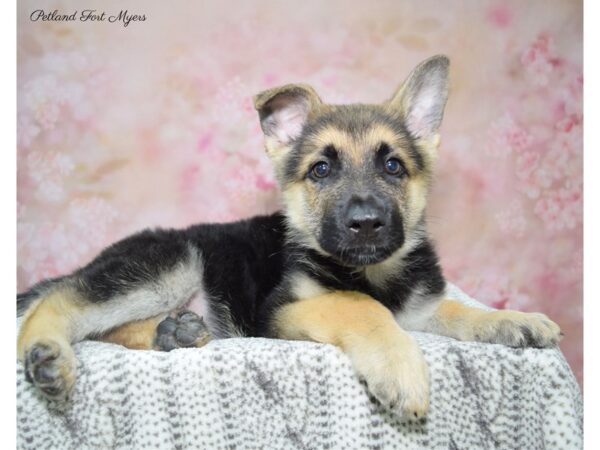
[387,55,450,140]
[254,84,322,154]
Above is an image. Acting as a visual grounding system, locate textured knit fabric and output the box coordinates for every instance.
[17,284,583,449]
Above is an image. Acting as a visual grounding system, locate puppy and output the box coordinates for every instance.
[17,55,562,417]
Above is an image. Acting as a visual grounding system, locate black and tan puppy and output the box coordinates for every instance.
[17,55,562,417]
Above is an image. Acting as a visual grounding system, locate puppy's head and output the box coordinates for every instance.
[254,55,449,267]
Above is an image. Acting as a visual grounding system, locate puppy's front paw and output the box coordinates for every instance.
[154,310,211,351]
[473,310,562,348]
[353,333,429,418]
[23,340,76,402]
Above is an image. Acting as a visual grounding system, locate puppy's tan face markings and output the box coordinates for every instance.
[255,55,449,265]
[292,120,421,178]
[273,109,429,265]
[282,111,429,250]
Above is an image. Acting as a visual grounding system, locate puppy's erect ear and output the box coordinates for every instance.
[387,55,450,140]
[254,84,322,152]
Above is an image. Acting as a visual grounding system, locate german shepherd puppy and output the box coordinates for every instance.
[17,55,562,417]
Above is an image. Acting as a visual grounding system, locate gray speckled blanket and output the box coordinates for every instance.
[17,285,583,449]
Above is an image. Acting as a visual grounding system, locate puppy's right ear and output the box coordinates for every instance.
[254,84,322,155]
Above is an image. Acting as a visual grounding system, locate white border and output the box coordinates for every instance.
[1,0,17,445]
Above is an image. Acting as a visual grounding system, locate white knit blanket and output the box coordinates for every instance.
[16,284,583,449]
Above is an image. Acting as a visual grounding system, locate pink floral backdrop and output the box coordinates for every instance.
[17,0,583,385]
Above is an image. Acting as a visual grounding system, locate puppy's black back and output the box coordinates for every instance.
[185,213,288,336]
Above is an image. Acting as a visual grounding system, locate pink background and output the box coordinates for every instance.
[17,1,583,385]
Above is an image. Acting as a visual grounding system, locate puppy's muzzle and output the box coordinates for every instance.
[343,195,389,243]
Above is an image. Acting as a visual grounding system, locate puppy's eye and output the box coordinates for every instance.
[384,158,404,176]
[311,161,330,178]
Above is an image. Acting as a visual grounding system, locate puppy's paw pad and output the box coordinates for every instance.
[479,311,562,348]
[24,341,75,401]
[154,310,211,351]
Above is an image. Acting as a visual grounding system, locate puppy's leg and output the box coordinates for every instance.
[420,299,562,348]
[17,236,205,402]
[99,310,211,351]
[98,315,165,350]
[272,291,429,417]
[17,286,83,401]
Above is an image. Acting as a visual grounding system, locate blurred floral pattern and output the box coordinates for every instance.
[17,0,582,385]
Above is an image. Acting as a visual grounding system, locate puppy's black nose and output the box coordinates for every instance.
[344,197,386,239]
